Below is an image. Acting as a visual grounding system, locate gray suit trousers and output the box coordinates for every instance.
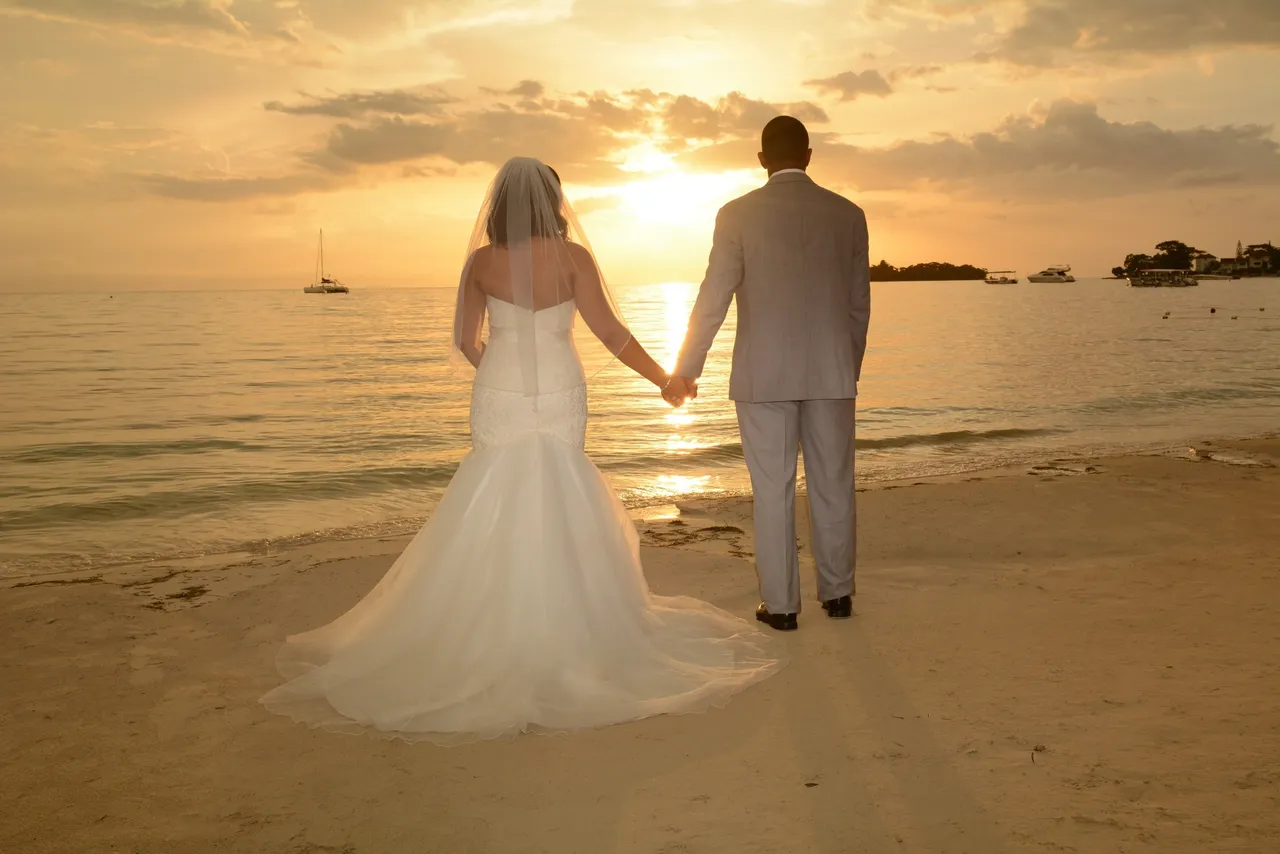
[735,399,856,614]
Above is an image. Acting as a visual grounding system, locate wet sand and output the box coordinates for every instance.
[3,437,1278,853]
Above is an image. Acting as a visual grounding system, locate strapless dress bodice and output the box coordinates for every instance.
[474,297,585,393]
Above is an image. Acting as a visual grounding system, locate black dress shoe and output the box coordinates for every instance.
[756,604,798,632]
[821,595,853,619]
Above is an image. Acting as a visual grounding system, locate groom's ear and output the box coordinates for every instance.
[804,149,813,168]
[757,151,768,170]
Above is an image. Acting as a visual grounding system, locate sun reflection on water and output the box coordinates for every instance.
[652,473,714,498]
[655,281,711,448]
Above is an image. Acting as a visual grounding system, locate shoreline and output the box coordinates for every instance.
[4,432,1275,601]
[3,434,1278,852]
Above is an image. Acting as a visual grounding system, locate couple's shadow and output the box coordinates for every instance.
[437,540,1013,853]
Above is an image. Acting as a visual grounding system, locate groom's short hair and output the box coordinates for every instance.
[761,116,809,162]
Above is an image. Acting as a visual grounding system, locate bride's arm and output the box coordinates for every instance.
[569,243,669,390]
[457,252,487,368]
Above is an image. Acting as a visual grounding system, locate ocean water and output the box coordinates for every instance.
[2,278,1277,579]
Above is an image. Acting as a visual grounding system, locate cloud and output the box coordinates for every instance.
[660,91,829,143]
[296,85,827,181]
[318,107,625,182]
[683,100,1280,198]
[265,88,454,119]
[567,195,622,217]
[991,0,1280,63]
[804,70,894,101]
[481,80,546,98]
[138,170,338,201]
[541,92,652,133]
[2,0,249,36]
[864,0,996,19]
[888,64,945,82]
[0,0,325,58]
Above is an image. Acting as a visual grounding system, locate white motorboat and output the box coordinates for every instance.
[304,229,350,294]
[1027,264,1075,283]
[984,270,1018,284]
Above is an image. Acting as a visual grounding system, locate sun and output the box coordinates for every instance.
[566,139,759,229]
[616,169,757,225]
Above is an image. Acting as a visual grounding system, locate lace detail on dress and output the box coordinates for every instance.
[470,383,588,452]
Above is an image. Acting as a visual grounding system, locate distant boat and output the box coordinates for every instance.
[1027,264,1075,283]
[303,229,350,294]
[1127,269,1198,288]
[984,270,1018,284]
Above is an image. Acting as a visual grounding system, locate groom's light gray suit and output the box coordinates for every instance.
[675,170,870,614]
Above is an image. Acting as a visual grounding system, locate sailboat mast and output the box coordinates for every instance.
[319,228,325,280]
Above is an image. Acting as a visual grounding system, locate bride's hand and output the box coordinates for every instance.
[662,376,696,407]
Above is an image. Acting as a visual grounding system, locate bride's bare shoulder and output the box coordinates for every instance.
[563,240,596,265]
[464,244,498,278]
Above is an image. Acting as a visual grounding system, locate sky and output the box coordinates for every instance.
[1,0,1278,291]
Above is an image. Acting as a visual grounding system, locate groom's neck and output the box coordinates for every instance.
[766,163,807,175]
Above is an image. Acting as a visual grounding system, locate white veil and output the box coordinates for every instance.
[451,157,631,396]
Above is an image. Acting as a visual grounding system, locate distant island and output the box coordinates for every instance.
[870,260,986,282]
[1111,239,1277,278]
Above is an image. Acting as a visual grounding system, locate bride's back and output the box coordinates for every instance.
[453,157,631,395]
[470,238,577,311]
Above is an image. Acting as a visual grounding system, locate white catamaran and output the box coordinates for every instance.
[303,229,350,294]
[984,270,1019,284]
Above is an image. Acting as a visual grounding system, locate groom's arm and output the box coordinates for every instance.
[674,205,743,379]
[849,208,871,382]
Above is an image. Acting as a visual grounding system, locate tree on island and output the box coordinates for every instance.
[869,260,986,281]
[1153,240,1196,270]
[1115,239,1277,277]
[1114,240,1201,276]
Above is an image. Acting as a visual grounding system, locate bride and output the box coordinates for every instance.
[260,156,786,743]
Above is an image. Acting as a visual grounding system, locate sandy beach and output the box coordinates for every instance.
[3,437,1278,853]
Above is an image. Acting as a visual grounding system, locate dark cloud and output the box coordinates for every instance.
[265,88,454,119]
[319,108,624,182]
[683,100,1280,197]
[804,70,894,102]
[992,0,1280,63]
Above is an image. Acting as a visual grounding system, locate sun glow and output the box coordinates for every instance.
[658,280,695,367]
[616,169,756,224]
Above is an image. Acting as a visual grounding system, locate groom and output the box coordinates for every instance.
[665,116,871,632]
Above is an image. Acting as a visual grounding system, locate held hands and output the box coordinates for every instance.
[661,375,698,408]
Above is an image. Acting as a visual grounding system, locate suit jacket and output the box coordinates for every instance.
[674,171,870,402]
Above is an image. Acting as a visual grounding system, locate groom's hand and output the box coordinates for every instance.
[662,376,697,407]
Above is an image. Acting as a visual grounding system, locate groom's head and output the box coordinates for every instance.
[759,116,811,174]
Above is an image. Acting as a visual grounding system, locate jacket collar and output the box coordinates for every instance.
[767,169,813,185]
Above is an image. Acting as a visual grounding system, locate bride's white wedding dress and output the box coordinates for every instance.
[260,297,786,743]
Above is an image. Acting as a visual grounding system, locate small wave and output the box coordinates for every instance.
[0,463,459,531]
[1075,384,1280,414]
[5,438,268,464]
[858,427,1058,451]
[598,427,1059,472]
